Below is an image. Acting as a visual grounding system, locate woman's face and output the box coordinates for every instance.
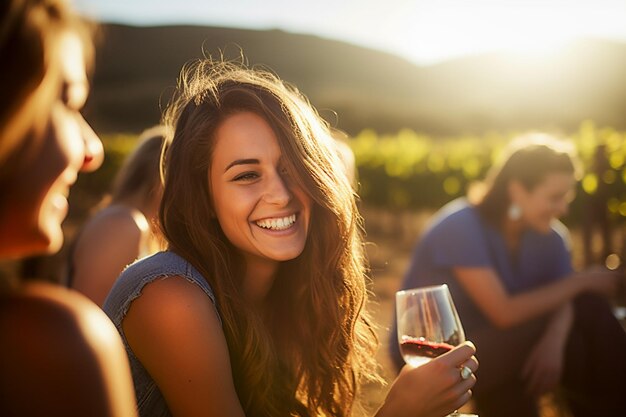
[0,31,103,258]
[512,172,576,233]
[209,111,312,267]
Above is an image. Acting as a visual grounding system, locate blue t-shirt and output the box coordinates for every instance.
[391,198,573,366]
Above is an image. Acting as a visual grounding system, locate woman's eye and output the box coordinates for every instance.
[233,172,259,182]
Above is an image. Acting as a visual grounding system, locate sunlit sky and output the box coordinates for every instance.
[74,0,626,65]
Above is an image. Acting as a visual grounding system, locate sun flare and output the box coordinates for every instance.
[74,0,626,65]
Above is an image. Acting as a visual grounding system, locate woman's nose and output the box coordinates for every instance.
[263,172,292,206]
[79,116,103,172]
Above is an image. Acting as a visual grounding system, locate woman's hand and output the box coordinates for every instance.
[522,330,564,396]
[576,266,619,297]
[522,303,573,396]
[376,342,478,417]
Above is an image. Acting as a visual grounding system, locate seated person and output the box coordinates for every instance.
[103,60,478,417]
[69,126,165,306]
[389,134,625,417]
[0,1,136,415]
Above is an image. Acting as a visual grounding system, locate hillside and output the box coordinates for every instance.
[87,24,626,135]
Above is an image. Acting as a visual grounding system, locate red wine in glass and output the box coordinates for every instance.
[400,336,454,367]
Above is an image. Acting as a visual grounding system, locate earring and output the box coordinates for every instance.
[508,203,522,221]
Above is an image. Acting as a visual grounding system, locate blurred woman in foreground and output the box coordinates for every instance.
[391,134,626,417]
[0,1,136,415]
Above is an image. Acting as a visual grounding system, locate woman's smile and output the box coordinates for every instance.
[254,213,297,231]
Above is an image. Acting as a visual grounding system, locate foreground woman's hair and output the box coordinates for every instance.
[0,0,94,170]
[160,60,381,416]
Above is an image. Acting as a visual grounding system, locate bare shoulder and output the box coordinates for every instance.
[0,281,124,351]
[72,206,145,291]
[0,282,137,417]
[78,206,146,245]
[123,276,244,416]
[124,274,222,344]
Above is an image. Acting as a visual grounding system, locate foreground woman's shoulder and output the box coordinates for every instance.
[0,282,137,417]
[1,281,124,351]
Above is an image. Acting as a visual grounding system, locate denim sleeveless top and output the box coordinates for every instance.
[103,251,220,417]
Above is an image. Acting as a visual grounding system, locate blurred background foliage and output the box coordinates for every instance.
[70,120,626,229]
[353,120,626,228]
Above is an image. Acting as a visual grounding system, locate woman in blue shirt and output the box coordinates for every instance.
[390,135,625,417]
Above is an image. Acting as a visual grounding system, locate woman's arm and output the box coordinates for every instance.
[376,342,478,417]
[122,276,245,417]
[453,266,616,328]
[521,302,573,396]
[0,282,137,417]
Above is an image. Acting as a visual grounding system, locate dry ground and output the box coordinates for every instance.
[2,206,623,416]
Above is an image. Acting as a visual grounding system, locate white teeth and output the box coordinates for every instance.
[256,214,297,231]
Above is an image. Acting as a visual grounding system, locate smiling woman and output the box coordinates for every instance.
[102,60,478,417]
[0,0,136,416]
[0,27,102,258]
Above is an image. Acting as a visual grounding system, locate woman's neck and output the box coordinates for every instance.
[501,217,524,252]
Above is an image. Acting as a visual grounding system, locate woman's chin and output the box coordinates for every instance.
[8,231,62,260]
[532,223,553,235]
[36,220,64,255]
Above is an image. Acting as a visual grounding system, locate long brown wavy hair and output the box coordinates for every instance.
[159,60,382,417]
[111,125,165,204]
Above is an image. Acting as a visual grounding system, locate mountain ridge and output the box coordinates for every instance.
[87,24,626,135]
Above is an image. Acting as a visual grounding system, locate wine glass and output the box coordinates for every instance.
[396,284,476,417]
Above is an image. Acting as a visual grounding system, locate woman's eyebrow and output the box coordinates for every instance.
[225,158,259,172]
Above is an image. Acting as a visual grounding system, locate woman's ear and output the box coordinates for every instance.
[507,179,527,205]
